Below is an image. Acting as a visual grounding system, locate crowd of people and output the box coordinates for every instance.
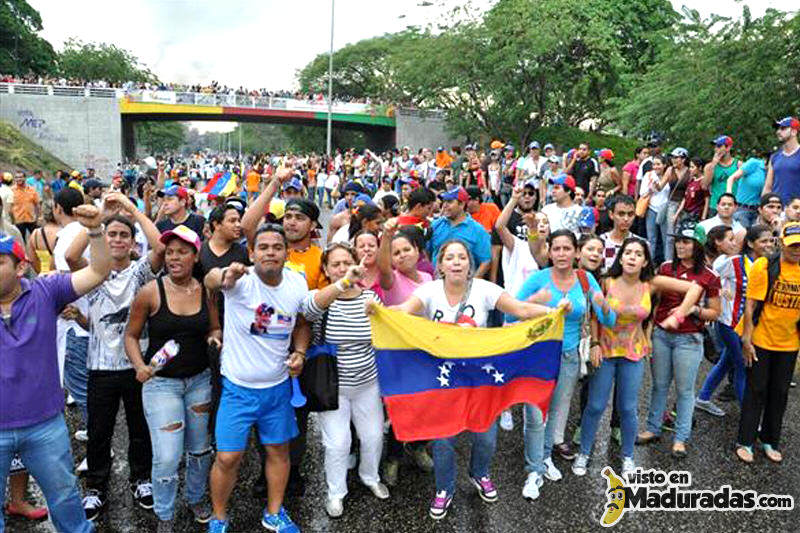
[0,74,386,106]
[1,115,800,533]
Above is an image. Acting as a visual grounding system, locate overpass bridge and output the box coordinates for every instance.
[0,83,457,177]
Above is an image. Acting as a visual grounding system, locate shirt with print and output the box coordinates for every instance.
[221,268,309,388]
[747,257,800,352]
[654,261,720,334]
[413,278,504,328]
[0,274,78,430]
[304,289,380,388]
[86,257,156,371]
[511,268,616,352]
[540,202,582,236]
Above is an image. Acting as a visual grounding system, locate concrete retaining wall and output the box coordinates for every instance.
[395,109,462,152]
[0,94,121,178]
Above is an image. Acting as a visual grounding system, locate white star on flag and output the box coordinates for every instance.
[481,363,495,374]
[438,364,451,377]
[492,371,505,383]
[437,374,450,387]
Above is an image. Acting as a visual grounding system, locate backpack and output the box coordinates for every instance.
[752,253,800,331]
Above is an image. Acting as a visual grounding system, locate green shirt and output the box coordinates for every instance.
[710,158,739,209]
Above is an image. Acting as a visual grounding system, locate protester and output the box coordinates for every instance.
[764,117,800,205]
[0,202,110,533]
[11,172,40,241]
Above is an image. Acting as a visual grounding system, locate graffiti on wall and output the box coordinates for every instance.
[17,109,68,144]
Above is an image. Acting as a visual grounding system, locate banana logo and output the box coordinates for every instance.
[600,467,627,527]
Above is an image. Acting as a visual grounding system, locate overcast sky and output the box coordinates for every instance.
[28,0,795,132]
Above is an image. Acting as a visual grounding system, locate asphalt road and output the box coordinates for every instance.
[7,208,800,532]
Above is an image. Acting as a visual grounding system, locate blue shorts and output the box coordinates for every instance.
[214,377,298,452]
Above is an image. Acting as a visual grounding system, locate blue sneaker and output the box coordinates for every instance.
[261,506,300,532]
[208,518,229,533]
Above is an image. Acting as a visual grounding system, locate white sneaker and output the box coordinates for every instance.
[572,454,589,476]
[543,457,562,481]
[365,481,390,500]
[325,496,343,518]
[621,457,636,477]
[347,453,357,470]
[66,394,76,406]
[77,450,113,473]
[74,429,88,442]
[500,410,514,431]
[522,472,544,500]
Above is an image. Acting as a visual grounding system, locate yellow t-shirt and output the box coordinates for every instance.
[747,257,800,352]
[286,246,329,290]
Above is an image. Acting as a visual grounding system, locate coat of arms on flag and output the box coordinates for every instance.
[369,306,564,441]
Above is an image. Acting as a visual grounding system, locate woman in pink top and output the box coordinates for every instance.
[622,146,649,198]
[572,238,703,477]
[377,220,433,305]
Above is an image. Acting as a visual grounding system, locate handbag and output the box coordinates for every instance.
[299,309,339,412]
[635,194,650,218]
[576,269,595,378]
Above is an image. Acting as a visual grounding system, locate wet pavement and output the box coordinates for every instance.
[8,358,800,532]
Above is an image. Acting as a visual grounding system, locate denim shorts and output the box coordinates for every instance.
[214,377,298,451]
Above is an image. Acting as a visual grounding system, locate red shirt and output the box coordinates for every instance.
[682,178,708,218]
[655,261,720,334]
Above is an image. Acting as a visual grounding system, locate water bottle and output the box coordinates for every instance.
[150,340,180,370]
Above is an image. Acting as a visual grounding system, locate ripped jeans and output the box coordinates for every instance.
[143,369,212,521]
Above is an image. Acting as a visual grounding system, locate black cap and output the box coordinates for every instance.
[465,186,482,200]
[285,198,320,226]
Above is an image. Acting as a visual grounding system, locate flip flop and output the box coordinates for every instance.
[735,445,754,464]
[635,432,660,445]
[761,443,783,463]
[4,502,49,520]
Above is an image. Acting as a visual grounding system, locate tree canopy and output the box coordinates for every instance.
[0,0,57,74]
[57,39,156,84]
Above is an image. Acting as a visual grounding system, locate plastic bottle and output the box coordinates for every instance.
[150,340,180,370]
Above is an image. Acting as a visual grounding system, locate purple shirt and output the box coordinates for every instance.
[0,274,78,429]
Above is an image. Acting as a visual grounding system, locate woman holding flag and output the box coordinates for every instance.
[385,239,555,520]
[511,229,616,495]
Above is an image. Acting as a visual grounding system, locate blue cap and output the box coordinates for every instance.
[439,186,469,203]
[528,141,541,149]
[544,143,554,150]
[504,145,515,152]
[711,135,733,147]
[774,116,800,129]
[282,177,303,191]
[344,181,366,194]
[353,193,374,206]
[579,206,596,229]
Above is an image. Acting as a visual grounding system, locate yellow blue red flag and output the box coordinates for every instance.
[370,306,564,441]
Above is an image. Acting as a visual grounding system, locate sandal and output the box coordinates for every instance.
[4,502,48,520]
[762,443,783,463]
[671,442,687,459]
[735,445,754,464]
[635,432,660,445]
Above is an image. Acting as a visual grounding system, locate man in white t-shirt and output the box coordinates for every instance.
[698,193,746,245]
[540,173,582,236]
[204,224,309,533]
[373,176,398,206]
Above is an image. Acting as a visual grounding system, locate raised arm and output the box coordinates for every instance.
[241,168,290,246]
[312,262,364,310]
[377,220,397,290]
[494,292,552,320]
[726,168,744,194]
[105,192,165,270]
[495,185,522,252]
[204,262,247,292]
[70,205,112,296]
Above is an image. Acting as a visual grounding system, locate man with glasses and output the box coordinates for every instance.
[763,116,800,206]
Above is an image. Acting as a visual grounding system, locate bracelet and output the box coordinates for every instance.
[87,228,104,238]
[339,277,352,289]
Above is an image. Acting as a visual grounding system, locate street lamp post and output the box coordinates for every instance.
[326,0,335,157]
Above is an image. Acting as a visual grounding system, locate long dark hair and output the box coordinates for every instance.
[671,237,706,274]
[607,237,655,281]
[578,233,603,279]
[742,224,771,258]
[705,225,733,259]
[348,204,382,240]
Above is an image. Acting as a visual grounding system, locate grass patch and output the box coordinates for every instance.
[0,120,69,174]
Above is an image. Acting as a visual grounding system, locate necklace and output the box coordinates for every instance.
[166,276,195,294]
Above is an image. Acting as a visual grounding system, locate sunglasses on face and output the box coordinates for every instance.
[522,190,536,197]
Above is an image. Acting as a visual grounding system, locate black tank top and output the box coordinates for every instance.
[144,277,210,379]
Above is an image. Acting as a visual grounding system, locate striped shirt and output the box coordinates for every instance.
[304,289,379,388]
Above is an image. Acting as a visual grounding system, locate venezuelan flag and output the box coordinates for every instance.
[370,306,563,441]
[203,171,238,197]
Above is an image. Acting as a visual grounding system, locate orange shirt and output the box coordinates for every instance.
[246,170,261,193]
[436,152,453,169]
[11,185,39,223]
[471,202,500,233]
[285,245,329,290]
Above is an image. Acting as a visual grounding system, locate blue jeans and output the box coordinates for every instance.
[432,421,498,495]
[580,358,644,458]
[142,370,212,521]
[645,328,703,443]
[64,329,89,426]
[645,207,669,265]
[698,323,746,404]
[544,348,579,458]
[733,206,758,228]
[0,414,93,533]
[523,404,545,475]
[664,202,678,262]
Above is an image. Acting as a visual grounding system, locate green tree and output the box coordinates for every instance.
[0,0,57,74]
[57,39,156,84]
[135,122,187,154]
[609,8,800,155]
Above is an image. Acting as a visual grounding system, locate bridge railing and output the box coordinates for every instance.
[0,83,393,117]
